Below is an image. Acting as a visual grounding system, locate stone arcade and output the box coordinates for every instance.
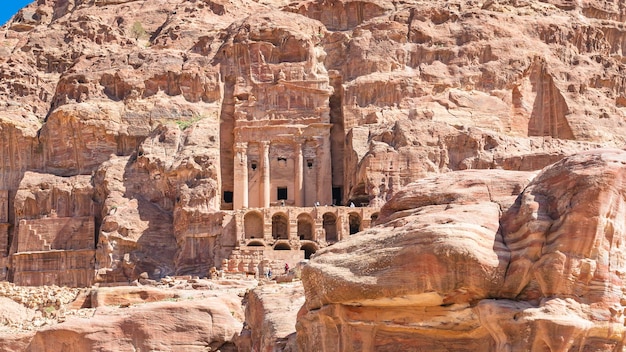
[225,206,379,276]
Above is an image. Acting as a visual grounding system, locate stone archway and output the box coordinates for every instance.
[272,213,289,240]
[297,213,314,241]
[300,242,318,259]
[274,242,291,250]
[323,213,337,243]
[244,211,264,239]
[349,212,361,235]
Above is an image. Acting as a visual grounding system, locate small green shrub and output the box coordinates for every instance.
[130,21,147,40]
[175,114,206,130]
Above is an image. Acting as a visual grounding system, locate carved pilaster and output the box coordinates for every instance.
[316,135,333,206]
[261,141,271,208]
[234,142,248,210]
[295,140,304,207]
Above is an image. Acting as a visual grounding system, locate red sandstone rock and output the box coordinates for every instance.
[0,331,35,352]
[241,282,305,352]
[27,296,242,352]
[301,169,534,311]
[3,0,626,350]
[89,286,181,307]
[298,149,626,351]
[0,0,623,287]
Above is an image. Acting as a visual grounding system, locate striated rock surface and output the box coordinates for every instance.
[240,282,305,352]
[0,0,624,285]
[298,149,626,351]
[27,295,242,352]
[0,278,254,352]
[3,0,626,350]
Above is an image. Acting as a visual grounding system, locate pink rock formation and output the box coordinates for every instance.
[27,296,242,352]
[298,149,626,351]
[0,0,623,287]
[0,331,34,352]
[2,0,626,350]
[240,283,305,352]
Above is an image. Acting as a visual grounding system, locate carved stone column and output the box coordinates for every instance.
[316,135,333,206]
[233,142,248,209]
[261,141,271,208]
[295,141,304,207]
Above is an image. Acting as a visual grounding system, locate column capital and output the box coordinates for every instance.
[234,142,248,152]
[303,137,320,147]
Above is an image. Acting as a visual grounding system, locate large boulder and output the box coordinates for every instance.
[240,282,305,352]
[298,149,626,351]
[302,169,534,311]
[298,169,534,351]
[26,295,243,352]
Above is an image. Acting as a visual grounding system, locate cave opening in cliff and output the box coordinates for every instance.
[323,213,337,243]
[223,191,233,204]
[272,213,289,239]
[349,183,369,207]
[277,187,288,200]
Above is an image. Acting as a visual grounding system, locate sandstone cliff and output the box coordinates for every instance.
[298,149,626,351]
[1,0,625,284]
[2,0,626,350]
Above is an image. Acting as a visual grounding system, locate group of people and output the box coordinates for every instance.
[264,263,290,279]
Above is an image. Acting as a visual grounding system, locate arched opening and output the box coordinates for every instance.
[244,211,264,239]
[370,212,379,224]
[323,213,337,243]
[247,240,265,247]
[272,213,289,240]
[301,243,318,259]
[297,213,314,241]
[274,242,291,250]
[349,213,361,235]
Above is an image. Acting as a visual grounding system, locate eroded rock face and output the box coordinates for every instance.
[93,119,222,282]
[2,0,626,349]
[0,279,253,352]
[0,0,624,286]
[297,149,626,351]
[27,292,243,352]
[240,282,305,352]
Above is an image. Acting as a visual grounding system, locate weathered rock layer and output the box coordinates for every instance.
[2,0,626,350]
[298,149,626,351]
[0,0,624,286]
